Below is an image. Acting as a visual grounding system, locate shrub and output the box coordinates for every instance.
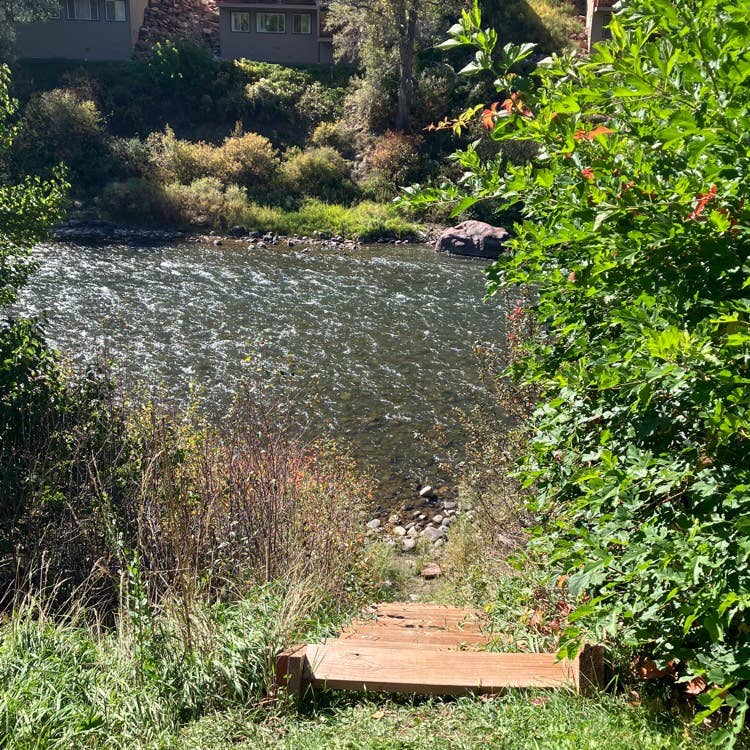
[146,127,278,196]
[145,39,219,101]
[210,130,279,194]
[412,65,457,130]
[14,88,111,191]
[164,177,228,227]
[359,131,424,201]
[309,120,358,160]
[295,81,347,127]
[280,146,359,204]
[240,61,310,117]
[146,126,214,184]
[98,178,180,226]
[428,2,750,743]
[109,136,154,180]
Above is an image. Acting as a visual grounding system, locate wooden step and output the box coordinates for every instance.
[274,602,604,701]
[340,624,492,649]
[304,642,578,695]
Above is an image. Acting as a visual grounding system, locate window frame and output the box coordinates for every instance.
[230,11,251,32]
[256,12,285,34]
[67,0,100,20]
[291,13,312,34]
[104,0,126,22]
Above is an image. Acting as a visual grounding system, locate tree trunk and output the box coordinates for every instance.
[395,1,417,132]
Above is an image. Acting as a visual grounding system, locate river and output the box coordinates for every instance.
[18,239,505,511]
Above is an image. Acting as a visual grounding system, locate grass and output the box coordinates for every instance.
[0,551,738,750]
[169,693,712,750]
[235,200,423,241]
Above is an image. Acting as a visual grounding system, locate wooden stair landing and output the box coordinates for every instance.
[276,603,603,699]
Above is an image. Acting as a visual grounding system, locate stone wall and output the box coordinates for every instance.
[135,0,220,55]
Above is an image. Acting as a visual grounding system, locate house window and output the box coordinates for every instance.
[67,0,99,19]
[291,13,311,34]
[105,0,126,21]
[257,12,285,33]
[230,11,250,32]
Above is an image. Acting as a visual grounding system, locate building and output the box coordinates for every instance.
[16,0,150,60]
[15,0,333,64]
[587,0,615,49]
[217,0,333,64]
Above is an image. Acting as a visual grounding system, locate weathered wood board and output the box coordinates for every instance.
[275,602,603,701]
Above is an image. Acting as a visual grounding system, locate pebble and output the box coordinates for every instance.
[407,526,420,538]
[432,514,443,524]
[443,501,458,511]
[419,485,433,497]
[418,514,427,521]
[441,516,453,527]
[393,526,407,537]
[366,518,381,530]
[402,538,417,552]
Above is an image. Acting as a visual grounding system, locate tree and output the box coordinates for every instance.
[0,0,60,61]
[327,0,458,131]
[0,65,66,308]
[413,1,750,744]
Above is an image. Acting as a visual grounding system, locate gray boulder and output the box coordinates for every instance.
[434,220,509,259]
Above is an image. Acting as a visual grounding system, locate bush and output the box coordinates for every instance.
[14,88,111,191]
[430,2,750,743]
[309,120,358,160]
[240,61,310,116]
[295,80,347,127]
[98,178,180,226]
[109,136,154,180]
[146,127,278,196]
[280,146,359,204]
[359,131,425,201]
[146,126,215,184]
[145,39,219,101]
[210,130,279,195]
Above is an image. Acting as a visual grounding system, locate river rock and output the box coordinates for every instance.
[432,514,443,524]
[434,220,509,259]
[420,562,442,579]
[419,485,433,497]
[443,501,458,511]
[229,225,247,237]
[422,526,446,543]
[393,526,407,537]
[407,526,420,538]
[402,538,417,552]
[366,518,381,530]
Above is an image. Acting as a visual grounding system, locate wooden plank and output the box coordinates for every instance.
[369,603,485,617]
[577,644,605,695]
[351,615,488,633]
[305,642,576,695]
[274,645,308,702]
[339,630,492,650]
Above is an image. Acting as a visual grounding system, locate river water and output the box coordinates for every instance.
[18,240,505,510]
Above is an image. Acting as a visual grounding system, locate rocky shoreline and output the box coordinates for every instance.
[51,220,434,249]
[366,485,460,553]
